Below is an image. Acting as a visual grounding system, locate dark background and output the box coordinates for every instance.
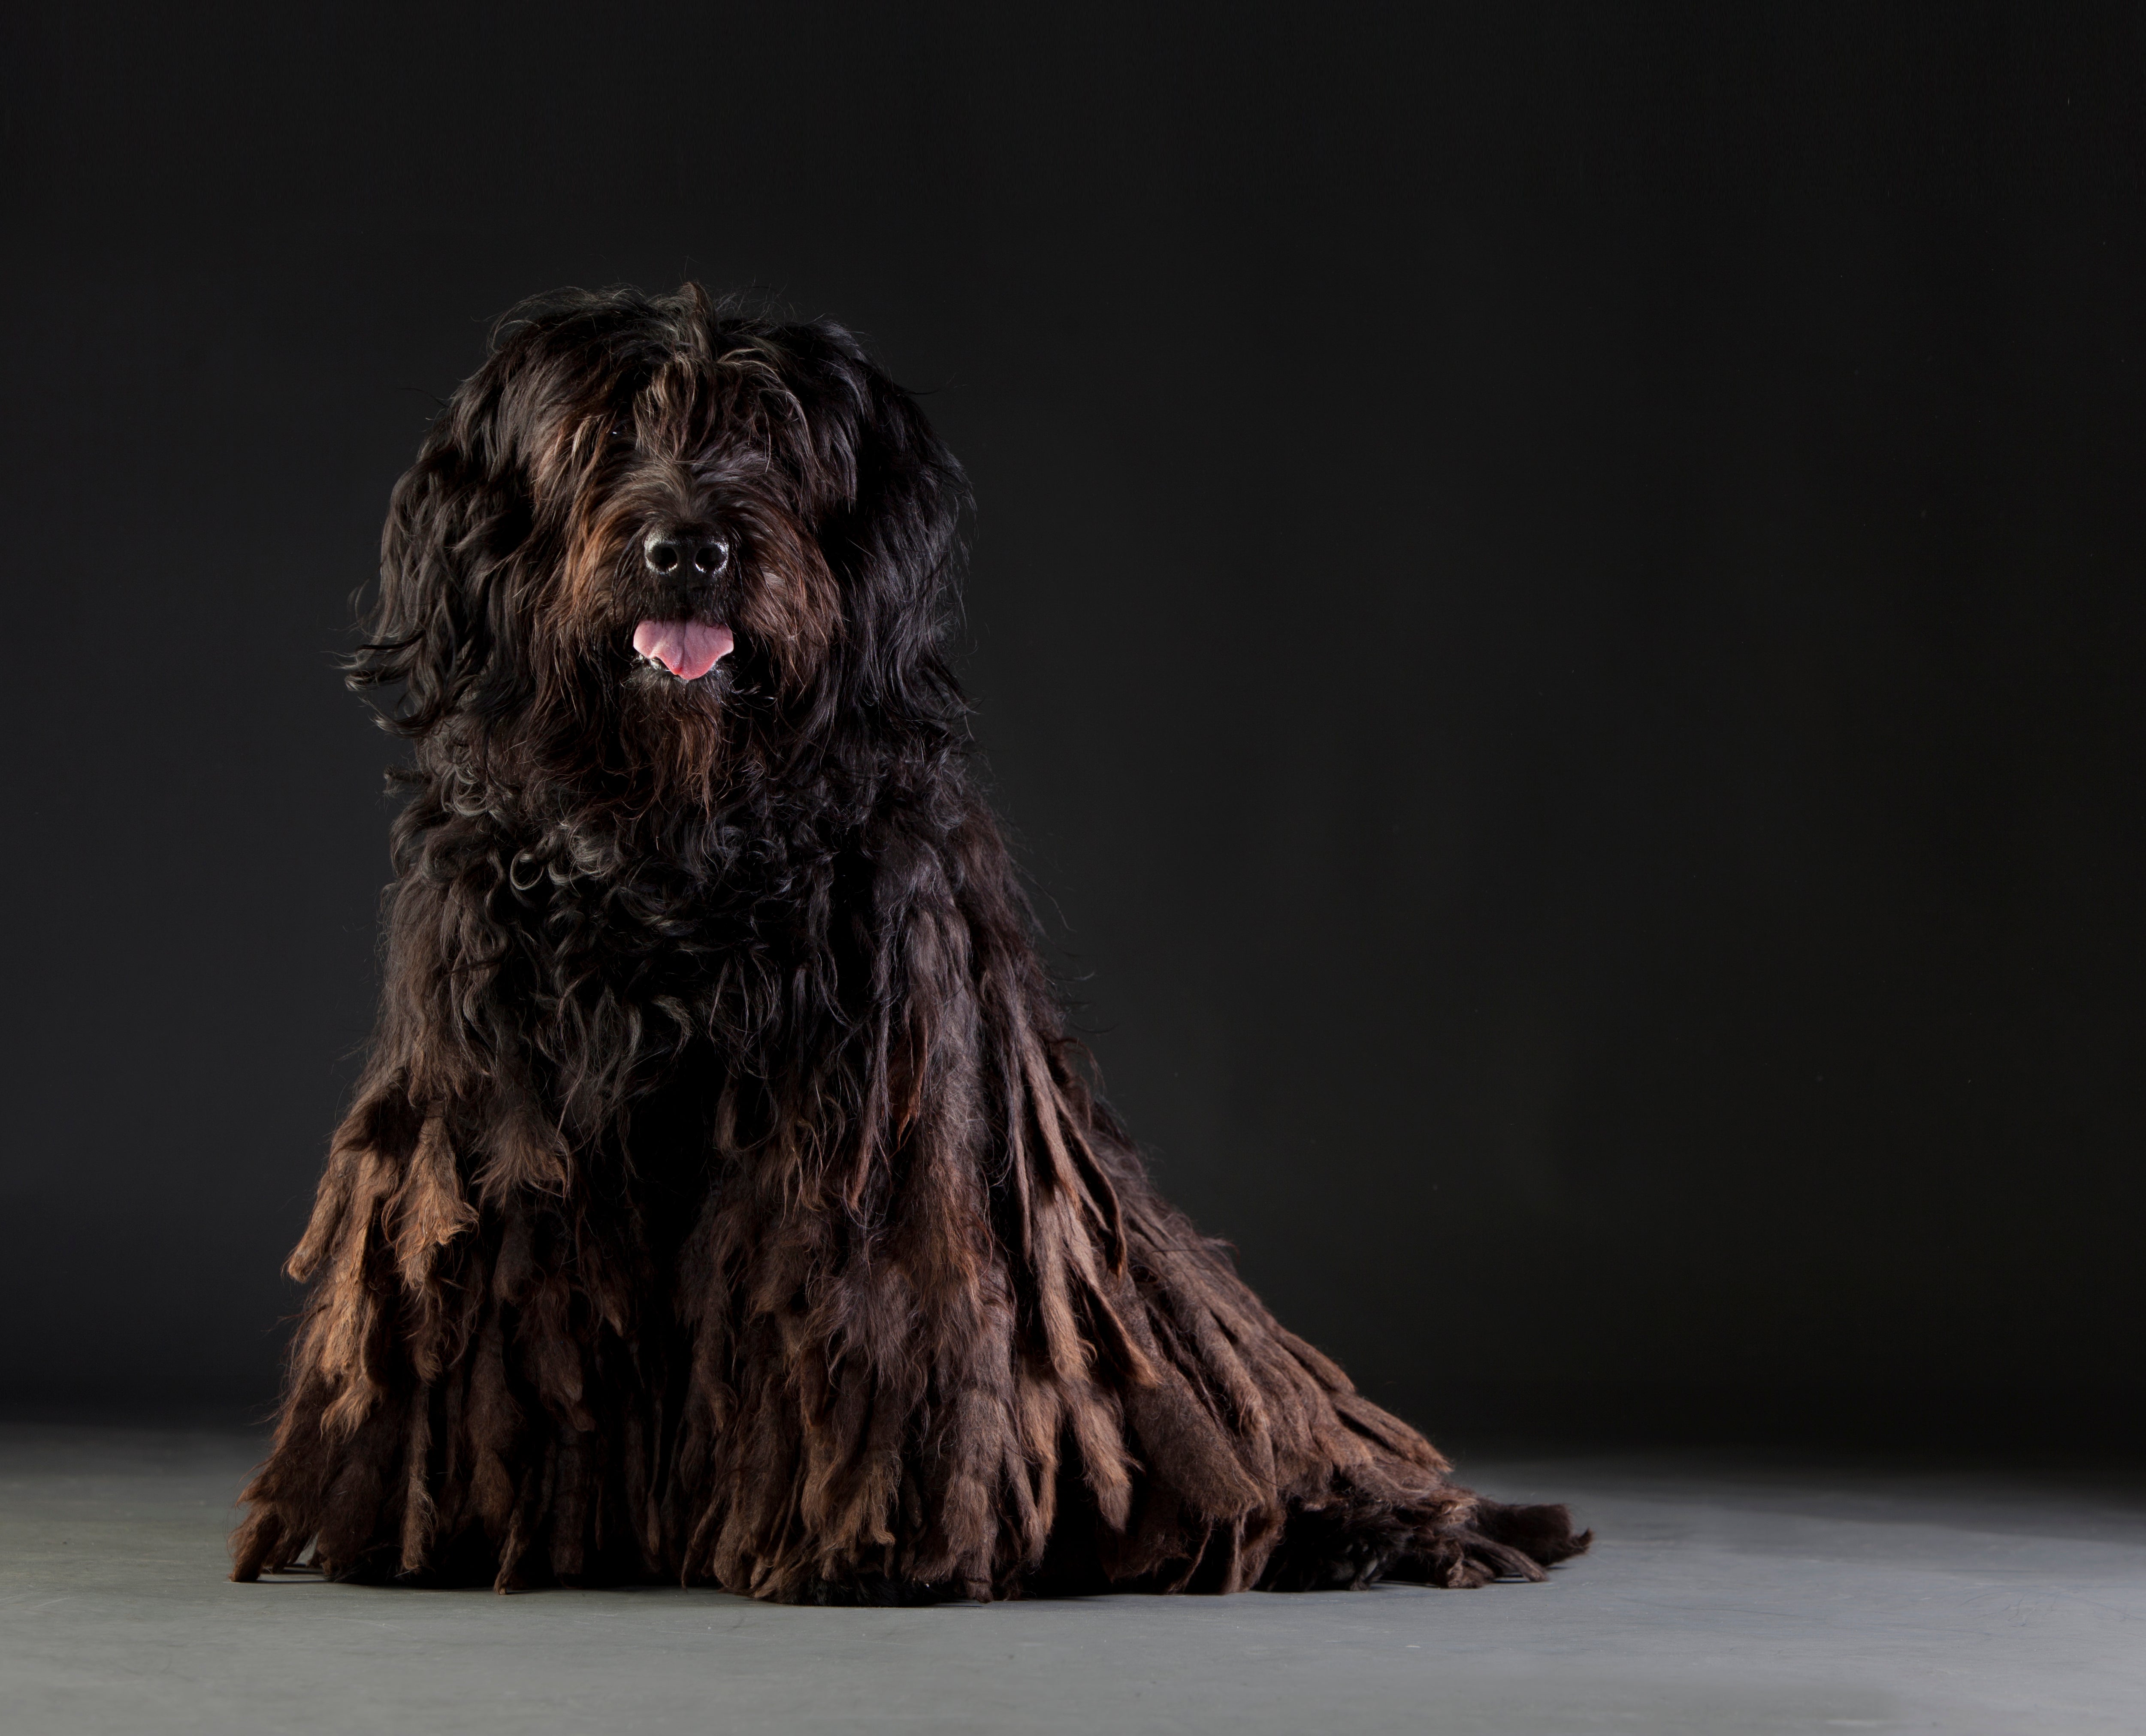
[3,2,2140,1453]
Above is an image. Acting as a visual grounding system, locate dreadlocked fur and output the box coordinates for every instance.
[230,284,1589,1601]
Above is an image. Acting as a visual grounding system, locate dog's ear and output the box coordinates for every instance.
[783,322,973,727]
[348,371,541,740]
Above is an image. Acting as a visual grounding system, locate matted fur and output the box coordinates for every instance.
[230,285,1589,1600]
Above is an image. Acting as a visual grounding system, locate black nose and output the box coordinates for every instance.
[643,528,729,580]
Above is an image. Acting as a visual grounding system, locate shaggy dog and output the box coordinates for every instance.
[230,285,1589,1601]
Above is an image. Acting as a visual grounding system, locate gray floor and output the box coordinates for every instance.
[2,1425,2141,1734]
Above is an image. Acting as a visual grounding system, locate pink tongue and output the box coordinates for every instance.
[632,618,734,681]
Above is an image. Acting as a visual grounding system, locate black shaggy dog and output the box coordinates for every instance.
[231,285,1589,1602]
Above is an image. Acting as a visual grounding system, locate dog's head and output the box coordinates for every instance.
[354,285,968,797]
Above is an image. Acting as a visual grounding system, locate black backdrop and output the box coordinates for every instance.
[4,2,2140,1451]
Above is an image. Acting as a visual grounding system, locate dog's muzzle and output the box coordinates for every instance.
[634,525,735,680]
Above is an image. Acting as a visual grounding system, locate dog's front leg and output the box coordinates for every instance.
[231,1036,668,1591]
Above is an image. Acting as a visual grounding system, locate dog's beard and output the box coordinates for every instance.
[602,607,754,804]
[616,632,733,728]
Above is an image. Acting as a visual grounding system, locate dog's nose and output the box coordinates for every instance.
[643,528,729,581]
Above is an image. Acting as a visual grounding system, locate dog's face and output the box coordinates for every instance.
[537,338,840,722]
[357,287,965,799]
